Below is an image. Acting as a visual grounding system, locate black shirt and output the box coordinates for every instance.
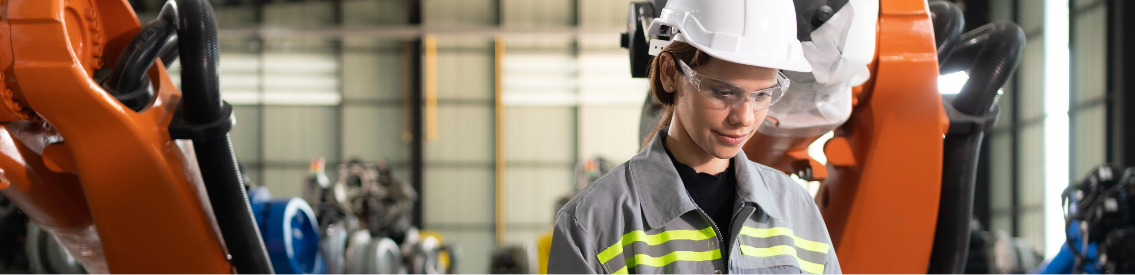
[663,141,739,263]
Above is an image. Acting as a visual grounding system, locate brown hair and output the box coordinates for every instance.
[643,41,713,146]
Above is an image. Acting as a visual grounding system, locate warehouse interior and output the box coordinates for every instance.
[1,0,1135,273]
[140,0,651,272]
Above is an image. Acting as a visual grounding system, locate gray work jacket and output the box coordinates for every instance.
[549,128,841,274]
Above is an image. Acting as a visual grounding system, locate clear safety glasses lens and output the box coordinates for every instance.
[677,59,790,111]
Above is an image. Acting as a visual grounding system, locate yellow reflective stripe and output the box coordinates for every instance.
[739,245,825,274]
[612,266,628,274]
[738,227,830,253]
[797,259,827,275]
[739,244,797,257]
[608,251,721,275]
[625,250,722,268]
[607,250,721,274]
[596,227,717,263]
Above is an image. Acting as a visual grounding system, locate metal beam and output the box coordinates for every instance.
[406,40,424,230]
[407,0,425,230]
[1108,0,1135,167]
[494,36,505,245]
[1010,0,1021,237]
[334,0,345,199]
[217,25,623,39]
[255,0,267,191]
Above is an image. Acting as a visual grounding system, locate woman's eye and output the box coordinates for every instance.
[748,91,772,103]
[712,89,734,98]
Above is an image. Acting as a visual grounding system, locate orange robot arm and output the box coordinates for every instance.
[0,0,273,273]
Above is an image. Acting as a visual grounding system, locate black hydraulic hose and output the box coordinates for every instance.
[158,35,179,68]
[940,21,1026,116]
[104,2,177,111]
[928,128,985,273]
[927,21,1024,274]
[173,0,274,273]
[175,0,225,122]
[929,1,964,66]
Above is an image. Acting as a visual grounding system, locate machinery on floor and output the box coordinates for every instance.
[1035,165,1135,274]
[301,158,460,274]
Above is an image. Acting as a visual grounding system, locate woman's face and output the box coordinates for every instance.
[663,54,779,160]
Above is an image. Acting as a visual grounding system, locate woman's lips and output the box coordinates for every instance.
[715,130,746,145]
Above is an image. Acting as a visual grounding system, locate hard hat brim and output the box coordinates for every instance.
[674,32,814,73]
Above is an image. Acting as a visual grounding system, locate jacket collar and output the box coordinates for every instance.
[630,127,782,230]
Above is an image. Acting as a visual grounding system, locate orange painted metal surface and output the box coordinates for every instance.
[0,0,233,273]
[744,0,949,273]
[744,132,828,181]
[811,0,948,273]
[0,122,91,228]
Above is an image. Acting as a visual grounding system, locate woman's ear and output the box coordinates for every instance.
[658,52,678,94]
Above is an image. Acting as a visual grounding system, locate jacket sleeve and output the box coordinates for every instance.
[824,245,842,274]
[548,210,604,274]
[811,197,841,274]
[791,174,840,274]
[811,194,841,274]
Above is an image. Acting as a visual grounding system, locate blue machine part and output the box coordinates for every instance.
[1035,221,1102,273]
[263,198,325,274]
[1037,240,1075,274]
[248,187,273,223]
[247,189,326,274]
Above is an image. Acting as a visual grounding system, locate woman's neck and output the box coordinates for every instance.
[665,119,731,175]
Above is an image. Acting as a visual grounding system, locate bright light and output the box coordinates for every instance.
[803,131,835,197]
[938,71,969,94]
[1043,0,1070,261]
[808,131,834,165]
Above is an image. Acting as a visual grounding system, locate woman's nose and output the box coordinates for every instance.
[728,98,757,127]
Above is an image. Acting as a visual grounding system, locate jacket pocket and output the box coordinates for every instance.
[737,266,804,274]
[734,253,810,274]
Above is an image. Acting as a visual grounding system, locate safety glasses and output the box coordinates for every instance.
[676,59,790,111]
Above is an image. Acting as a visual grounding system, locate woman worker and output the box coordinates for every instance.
[548,0,839,273]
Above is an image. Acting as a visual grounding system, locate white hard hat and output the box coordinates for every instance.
[647,0,813,73]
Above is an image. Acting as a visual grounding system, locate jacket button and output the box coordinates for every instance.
[714,270,722,274]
